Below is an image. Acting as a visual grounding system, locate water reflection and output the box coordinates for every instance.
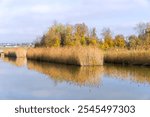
[1,57,27,67]
[27,60,104,86]
[1,57,150,99]
[104,64,150,84]
[1,56,150,86]
[0,53,4,58]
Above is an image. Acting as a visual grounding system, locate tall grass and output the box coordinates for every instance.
[27,46,103,66]
[3,48,27,58]
[104,49,150,66]
[27,60,103,86]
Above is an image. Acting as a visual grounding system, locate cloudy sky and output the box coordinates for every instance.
[0,0,150,43]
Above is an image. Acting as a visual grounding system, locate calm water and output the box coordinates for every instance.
[0,57,150,100]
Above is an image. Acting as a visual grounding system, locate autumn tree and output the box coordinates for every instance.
[144,23,150,47]
[88,28,98,46]
[134,22,150,49]
[102,28,114,49]
[74,23,88,46]
[62,25,74,46]
[114,34,126,48]
[128,35,142,49]
[35,22,100,47]
[44,25,61,47]
[134,22,146,37]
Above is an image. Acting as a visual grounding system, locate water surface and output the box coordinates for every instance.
[0,57,150,100]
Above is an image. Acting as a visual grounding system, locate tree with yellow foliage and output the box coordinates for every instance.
[114,34,126,48]
[102,28,114,49]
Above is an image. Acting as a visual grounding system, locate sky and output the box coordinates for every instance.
[0,0,150,43]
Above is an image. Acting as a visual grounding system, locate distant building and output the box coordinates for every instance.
[0,43,34,48]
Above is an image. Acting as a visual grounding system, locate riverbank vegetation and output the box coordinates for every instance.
[34,22,150,50]
[104,49,150,65]
[27,46,103,66]
[35,23,99,47]
[28,23,104,66]
[33,22,150,66]
[103,22,150,65]
[3,48,27,58]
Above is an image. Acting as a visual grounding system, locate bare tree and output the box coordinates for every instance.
[101,28,112,38]
[134,22,146,36]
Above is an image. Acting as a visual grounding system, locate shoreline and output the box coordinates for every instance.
[2,47,150,67]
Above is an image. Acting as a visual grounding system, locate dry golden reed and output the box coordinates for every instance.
[27,60,103,86]
[27,46,103,66]
[3,48,27,58]
[104,49,150,66]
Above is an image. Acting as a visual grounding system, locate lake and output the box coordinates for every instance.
[0,57,150,100]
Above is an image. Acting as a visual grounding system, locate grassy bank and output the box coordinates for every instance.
[104,49,150,66]
[27,46,103,66]
[3,48,27,58]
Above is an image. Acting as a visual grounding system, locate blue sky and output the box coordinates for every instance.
[0,0,150,43]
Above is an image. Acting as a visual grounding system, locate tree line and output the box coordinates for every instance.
[35,22,150,50]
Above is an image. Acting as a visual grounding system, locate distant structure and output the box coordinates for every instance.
[0,43,34,48]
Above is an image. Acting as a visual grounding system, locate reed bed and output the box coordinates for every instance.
[3,48,27,58]
[27,60,103,86]
[27,46,103,66]
[104,49,150,66]
[104,64,150,84]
